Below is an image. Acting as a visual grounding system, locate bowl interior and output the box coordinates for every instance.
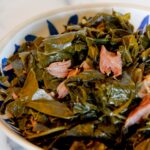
[0,3,150,150]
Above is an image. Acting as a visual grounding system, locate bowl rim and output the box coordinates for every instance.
[0,2,150,150]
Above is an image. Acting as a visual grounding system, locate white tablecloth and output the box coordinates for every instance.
[0,0,67,40]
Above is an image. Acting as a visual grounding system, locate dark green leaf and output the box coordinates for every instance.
[141,48,150,61]
[44,32,75,53]
[6,100,27,117]
[27,126,67,139]
[26,99,74,119]
[19,69,38,99]
[66,70,105,83]
[0,76,10,87]
[135,138,150,150]
[64,123,94,137]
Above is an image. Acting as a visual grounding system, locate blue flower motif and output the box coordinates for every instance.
[25,34,37,42]
[0,58,9,89]
[2,58,8,69]
[14,44,20,54]
[1,58,15,82]
[67,14,78,25]
[47,20,59,35]
[138,15,149,32]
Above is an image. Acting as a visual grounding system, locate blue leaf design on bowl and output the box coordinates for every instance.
[2,58,8,69]
[47,20,58,35]
[25,34,37,42]
[1,58,15,82]
[138,15,149,32]
[14,44,20,54]
[0,58,8,89]
[67,14,78,25]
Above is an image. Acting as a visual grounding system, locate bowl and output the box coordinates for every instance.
[0,3,150,150]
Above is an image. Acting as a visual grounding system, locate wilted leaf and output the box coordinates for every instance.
[66,70,105,83]
[26,99,74,119]
[44,32,75,53]
[6,100,27,117]
[0,76,10,87]
[135,138,150,150]
[27,126,67,139]
[64,123,94,137]
[19,69,38,99]
[141,48,150,61]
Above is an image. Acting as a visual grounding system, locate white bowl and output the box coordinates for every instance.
[0,3,150,150]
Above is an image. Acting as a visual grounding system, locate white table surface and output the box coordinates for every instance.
[0,0,150,150]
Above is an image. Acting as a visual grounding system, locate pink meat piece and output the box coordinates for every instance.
[100,45,122,77]
[57,81,68,99]
[46,60,71,78]
[125,95,150,128]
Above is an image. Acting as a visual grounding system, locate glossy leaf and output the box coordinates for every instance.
[135,138,150,150]
[64,123,94,137]
[19,69,38,99]
[26,99,74,119]
[6,100,27,118]
[44,32,75,53]
[27,126,67,139]
[138,15,149,32]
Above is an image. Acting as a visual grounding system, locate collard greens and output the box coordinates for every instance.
[0,11,150,150]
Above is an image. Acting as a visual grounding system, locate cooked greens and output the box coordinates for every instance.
[0,11,150,150]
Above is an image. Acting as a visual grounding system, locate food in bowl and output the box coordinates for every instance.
[0,11,150,150]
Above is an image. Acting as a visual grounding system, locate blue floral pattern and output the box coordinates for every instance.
[24,34,37,42]
[138,15,149,32]
[47,20,58,35]
[14,44,20,54]
[67,14,78,25]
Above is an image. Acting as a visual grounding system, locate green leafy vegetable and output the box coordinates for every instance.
[27,126,67,139]
[25,99,74,119]
[19,69,38,99]
[0,11,150,150]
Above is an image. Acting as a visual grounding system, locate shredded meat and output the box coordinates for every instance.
[125,95,150,128]
[46,60,71,78]
[100,45,122,77]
